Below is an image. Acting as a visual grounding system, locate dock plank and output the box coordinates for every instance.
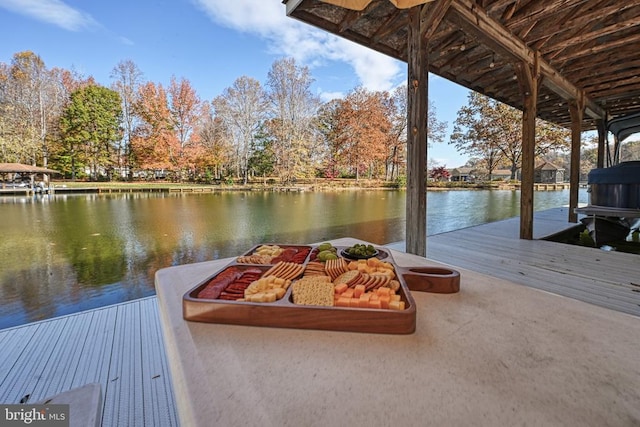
[0,297,177,426]
[0,319,69,404]
[0,326,33,387]
[102,301,144,427]
[140,297,179,426]
[68,306,116,391]
[30,313,95,402]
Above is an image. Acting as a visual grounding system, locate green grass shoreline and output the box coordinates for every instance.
[46,179,504,192]
[2,178,552,194]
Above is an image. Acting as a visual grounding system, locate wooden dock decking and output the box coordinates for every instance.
[390,206,640,317]
[0,297,178,426]
[0,207,637,426]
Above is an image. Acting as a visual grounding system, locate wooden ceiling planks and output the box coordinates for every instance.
[285,0,640,129]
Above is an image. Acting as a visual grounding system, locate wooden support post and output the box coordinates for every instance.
[568,96,584,223]
[514,56,540,240]
[405,5,428,256]
[596,119,606,169]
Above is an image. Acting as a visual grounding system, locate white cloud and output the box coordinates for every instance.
[0,0,98,31]
[192,0,404,92]
[119,36,134,46]
[318,90,344,102]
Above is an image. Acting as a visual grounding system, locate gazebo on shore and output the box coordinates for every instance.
[284,0,640,256]
[0,163,61,189]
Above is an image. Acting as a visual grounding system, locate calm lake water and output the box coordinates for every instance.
[0,189,587,329]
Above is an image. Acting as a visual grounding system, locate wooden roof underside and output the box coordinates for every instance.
[286,0,640,131]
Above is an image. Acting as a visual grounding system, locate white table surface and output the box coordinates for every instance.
[155,238,640,426]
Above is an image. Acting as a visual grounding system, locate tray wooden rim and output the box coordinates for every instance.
[182,244,416,334]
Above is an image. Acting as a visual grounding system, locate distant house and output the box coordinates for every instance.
[449,167,512,182]
[492,169,512,181]
[449,167,473,182]
[534,161,565,183]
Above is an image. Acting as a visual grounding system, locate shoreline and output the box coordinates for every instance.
[0,180,578,196]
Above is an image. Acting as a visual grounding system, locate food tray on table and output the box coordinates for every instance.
[182,242,416,334]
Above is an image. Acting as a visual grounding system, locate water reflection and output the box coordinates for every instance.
[0,189,586,329]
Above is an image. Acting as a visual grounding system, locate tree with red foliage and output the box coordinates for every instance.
[429,165,450,181]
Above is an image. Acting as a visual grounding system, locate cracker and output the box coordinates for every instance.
[292,277,335,306]
[333,270,361,287]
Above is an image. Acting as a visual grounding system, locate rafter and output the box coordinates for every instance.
[507,0,591,29]
[448,0,604,119]
[420,0,452,40]
[545,16,640,53]
[552,32,640,62]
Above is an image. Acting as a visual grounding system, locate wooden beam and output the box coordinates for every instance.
[514,55,540,240]
[338,9,364,32]
[568,96,584,223]
[420,0,452,40]
[485,0,514,15]
[372,8,407,43]
[448,0,605,120]
[406,5,428,256]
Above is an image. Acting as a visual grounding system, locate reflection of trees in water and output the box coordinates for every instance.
[1,261,77,327]
[485,191,519,224]
[50,198,128,287]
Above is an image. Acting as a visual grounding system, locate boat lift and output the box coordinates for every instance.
[575,113,640,245]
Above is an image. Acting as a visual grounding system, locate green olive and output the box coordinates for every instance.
[317,250,334,261]
[317,242,332,252]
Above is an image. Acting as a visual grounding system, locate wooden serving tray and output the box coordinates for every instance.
[182,244,416,334]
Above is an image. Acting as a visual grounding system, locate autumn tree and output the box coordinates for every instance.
[580,144,598,181]
[168,76,203,179]
[385,84,447,181]
[332,86,391,179]
[450,92,506,180]
[195,104,232,180]
[385,86,408,181]
[266,58,320,183]
[131,82,176,175]
[111,60,144,180]
[132,78,203,180]
[451,91,570,180]
[213,76,267,184]
[0,62,14,162]
[0,51,65,168]
[59,85,122,180]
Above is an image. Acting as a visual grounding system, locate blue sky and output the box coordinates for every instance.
[0,0,473,167]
